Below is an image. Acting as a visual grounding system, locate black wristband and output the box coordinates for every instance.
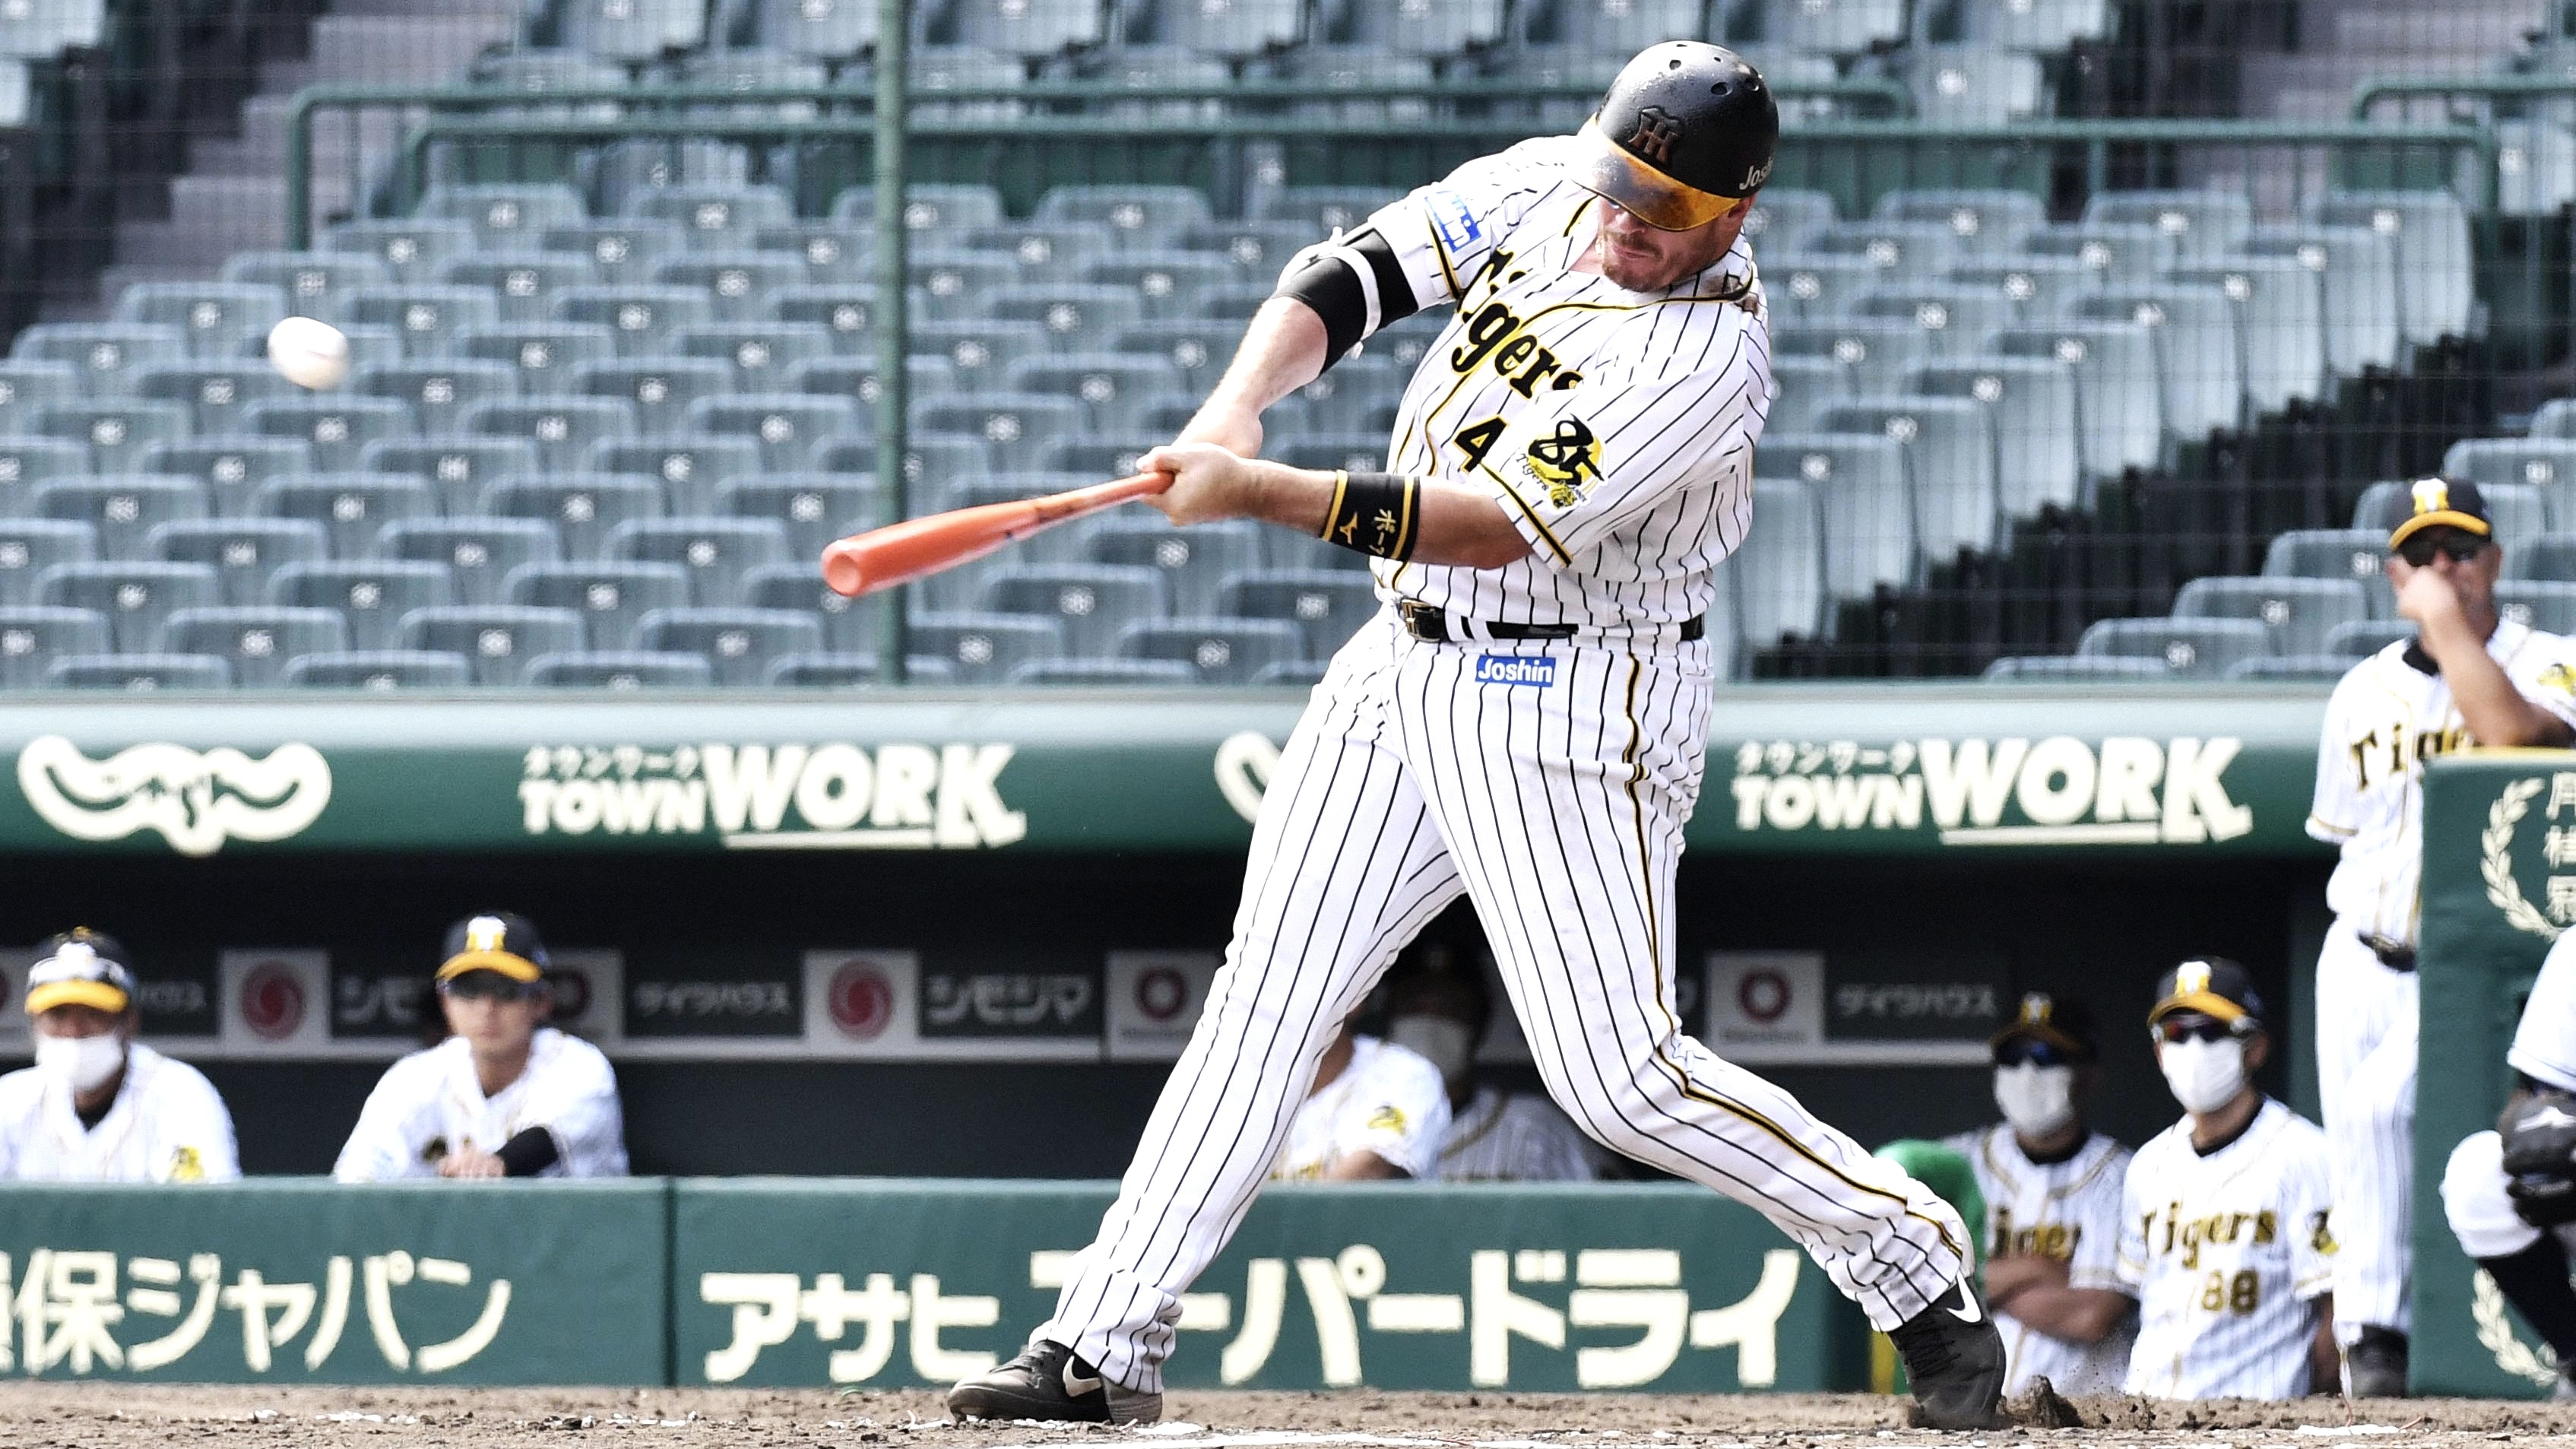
[494,1126,562,1177]
[1318,471,1420,562]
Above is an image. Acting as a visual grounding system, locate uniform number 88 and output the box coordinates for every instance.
[2199,1270,2261,1314]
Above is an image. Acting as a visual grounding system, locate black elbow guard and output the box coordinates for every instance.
[1273,227,1421,370]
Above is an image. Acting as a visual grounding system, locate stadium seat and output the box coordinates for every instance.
[1951,0,2111,46]
[253,474,436,559]
[1804,221,1966,280]
[917,395,1089,474]
[981,285,1151,354]
[1757,0,1905,53]
[556,0,709,60]
[1748,356,1840,438]
[157,606,348,686]
[595,437,768,512]
[278,651,476,689]
[2236,226,2402,376]
[553,285,721,357]
[1757,433,1912,596]
[1217,569,1378,661]
[1741,189,1839,255]
[0,361,75,436]
[39,561,219,654]
[575,359,737,436]
[654,252,809,319]
[684,394,863,471]
[747,0,877,57]
[505,560,693,650]
[143,440,313,518]
[1053,45,1232,125]
[1267,48,1436,125]
[116,283,289,361]
[2264,529,2390,611]
[342,285,505,357]
[1131,0,1304,54]
[440,255,602,325]
[1032,185,1215,252]
[633,607,823,685]
[12,322,186,393]
[1871,189,2048,258]
[720,475,876,560]
[1338,0,1507,52]
[398,604,588,686]
[2495,121,2576,218]
[771,284,883,353]
[1250,186,1401,234]
[594,141,759,217]
[49,654,233,691]
[222,252,394,322]
[2509,533,2576,583]
[1902,46,2046,125]
[0,607,111,688]
[1906,358,2082,518]
[1110,322,1244,400]
[133,363,296,436]
[792,357,955,419]
[540,221,691,285]
[1177,220,1316,282]
[243,397,413,472]
[34,402,192,474]
[454,322,622,396]
[483,473,665,560]
[528,650,718,687]
[1079,255,1237,323]
[1773,321,1939,400]
[268,560,455,653]
[0,522,97,608]
[2327,619,2413,659]
[1731,480,1827,645]
[463,398,639,471]
[983,563,1166,658]
[1082,519,1263,619]
[2172,575,2370,657]
[151,518,328,607]
[674,322,838,387]
[610,516,792,605]
[1117,617,1305,684]
[2074,617,2268,677]
[1003,354,1184,436]
[322,220,480,284]
[909,320,1052,394]
[2061,286,2243,440]
[35,475,208,561]
[2081,190,2254,264]
[1011,657,1195,686]
[383,518,562,607]
[949,0,1107,53]
[1763,258,1887,331]
[2443,439,2576,499]
[2308,191,2473,347]
[1943,257,2097,322]
[353,360,519,435]
[908,611,1063,683]
[360,438,536,516]
[1988,322,2161,479]
[1816,398,1998,561]
[1847,287,2022,360]
[2499,582,2576,636]
[2165,257,2327,415]
[1983,655,2172,682]
[831,182,1008,239]
[2019,224,2179,290]
[2534,401,2576,442]
[2224,656,2351,682]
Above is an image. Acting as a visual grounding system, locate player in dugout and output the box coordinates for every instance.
[2116,959,2339,1399]
[1381,947,1604,1181]
[1941,994,2134,1396]
[1271,1011,1450,1181]
[0,928,237,1181]
[333,912,627,1181]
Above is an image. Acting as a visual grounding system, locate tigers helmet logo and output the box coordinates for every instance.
[464,915,509,953]
[2016,992,2055,1026]
[1627,106,1683,166]
[1366,1105,1408,1134]
[1526,418,1605,508]
[2175,961,2213,996]
[2412,478,2451,516]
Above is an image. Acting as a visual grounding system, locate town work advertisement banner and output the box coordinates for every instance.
[0,1181,667,1383]
[672,1180,1858,1392]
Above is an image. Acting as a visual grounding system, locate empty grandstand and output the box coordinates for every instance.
[0,1,2568,688]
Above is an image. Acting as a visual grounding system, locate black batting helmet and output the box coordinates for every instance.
[1574,42,1779,230]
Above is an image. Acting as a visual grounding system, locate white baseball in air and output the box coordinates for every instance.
[266,315,351,390]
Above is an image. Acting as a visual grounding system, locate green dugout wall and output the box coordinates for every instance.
[0,684,2337,1174]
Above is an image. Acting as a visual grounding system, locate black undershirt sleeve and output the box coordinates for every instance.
[495,1126,562,1177]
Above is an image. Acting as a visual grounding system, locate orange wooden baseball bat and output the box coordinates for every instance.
[821,471,1174,598]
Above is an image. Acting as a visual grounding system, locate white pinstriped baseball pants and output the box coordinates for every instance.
[2316,923,2419,1341]
[1039,613,1974,1392]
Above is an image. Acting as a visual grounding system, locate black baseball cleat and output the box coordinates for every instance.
[946,1338,1163,1425]
[1889,1277,2010,1430]
[2343,1326,2410,1398]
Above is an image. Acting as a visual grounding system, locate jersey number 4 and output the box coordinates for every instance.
[1451,417,1507,471]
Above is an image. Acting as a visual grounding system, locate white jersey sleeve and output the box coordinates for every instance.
[1478,309,1770,566]
[1364,138,1576,316]
[521,1031,628,1177]
[2113,1154,2149,1293]
[2510,930,2576,1092]
[2289,1135,2338,1303]
[1328,1041,1451,1178]
[2513,638,2576,728]
[2307,677,2362,844]
[333,1050,445,1182]
[147,1056,239,1182]
[2067,1156,2133,1295]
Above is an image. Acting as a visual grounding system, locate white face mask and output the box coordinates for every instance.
[34,1032,126,1095]
[2159,1035,2248,1115]
[1992,1062,2077,1138]
[1387,1015,1476,1084]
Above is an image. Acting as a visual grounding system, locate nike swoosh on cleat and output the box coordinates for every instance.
[1062,1362,1104,1397]
[1944,1286,1983,1325]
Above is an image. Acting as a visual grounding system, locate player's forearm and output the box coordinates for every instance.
[2308,1303,2339,1390]
[1977,1254,2053,1308]
[1323,1151,1409,1181]
[1991,1283,2130,1343]
[2425,617,2573,747]
[1237,462,1532,569]
[1190,299,1332,433]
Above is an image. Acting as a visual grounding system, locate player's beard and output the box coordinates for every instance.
[1992,1063,2076,1137]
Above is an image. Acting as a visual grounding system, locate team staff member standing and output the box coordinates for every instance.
[334,913,626,1181]
[2117,960,2337,1400]
[950,43,2006,1432]
[2307,479,2576,1394]
[0,930,236,1181]
[1943,994,2134,1396]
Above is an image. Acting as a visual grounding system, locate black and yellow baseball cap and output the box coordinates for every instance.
[436,912,548,984]
[2387,476,2494,550]
[26,929,136,1015]
[2148,956,2264,1030]
[1990,991,2096,1061]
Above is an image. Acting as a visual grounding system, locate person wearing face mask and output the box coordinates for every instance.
[1383,951,1602,1182]
[1268,1014,1451,1182]
[1938,993,2134,1396]
[2115,959,2340,1400]
[333,912,626,1182]
[0,929,237,1182]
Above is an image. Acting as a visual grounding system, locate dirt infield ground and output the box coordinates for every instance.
[1,1384,2571,1448]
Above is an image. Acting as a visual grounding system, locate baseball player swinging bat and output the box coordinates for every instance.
[819,471,1174,598]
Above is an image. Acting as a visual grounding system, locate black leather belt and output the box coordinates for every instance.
[2358,931,2417,972]
[1399,600,1703,644]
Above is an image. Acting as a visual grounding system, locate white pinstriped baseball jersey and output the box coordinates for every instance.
[0,1044,238,1182]
[1356,134,1770,628]
[1943,1124,2134,1395]
[2308,621,2576,943]
[333,1027,629,1181]
[1270,1034,1451,1180]
[1437,1084,1603,1181]
[2511,928,2576,1093]
[2115,1099,2336,1400]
